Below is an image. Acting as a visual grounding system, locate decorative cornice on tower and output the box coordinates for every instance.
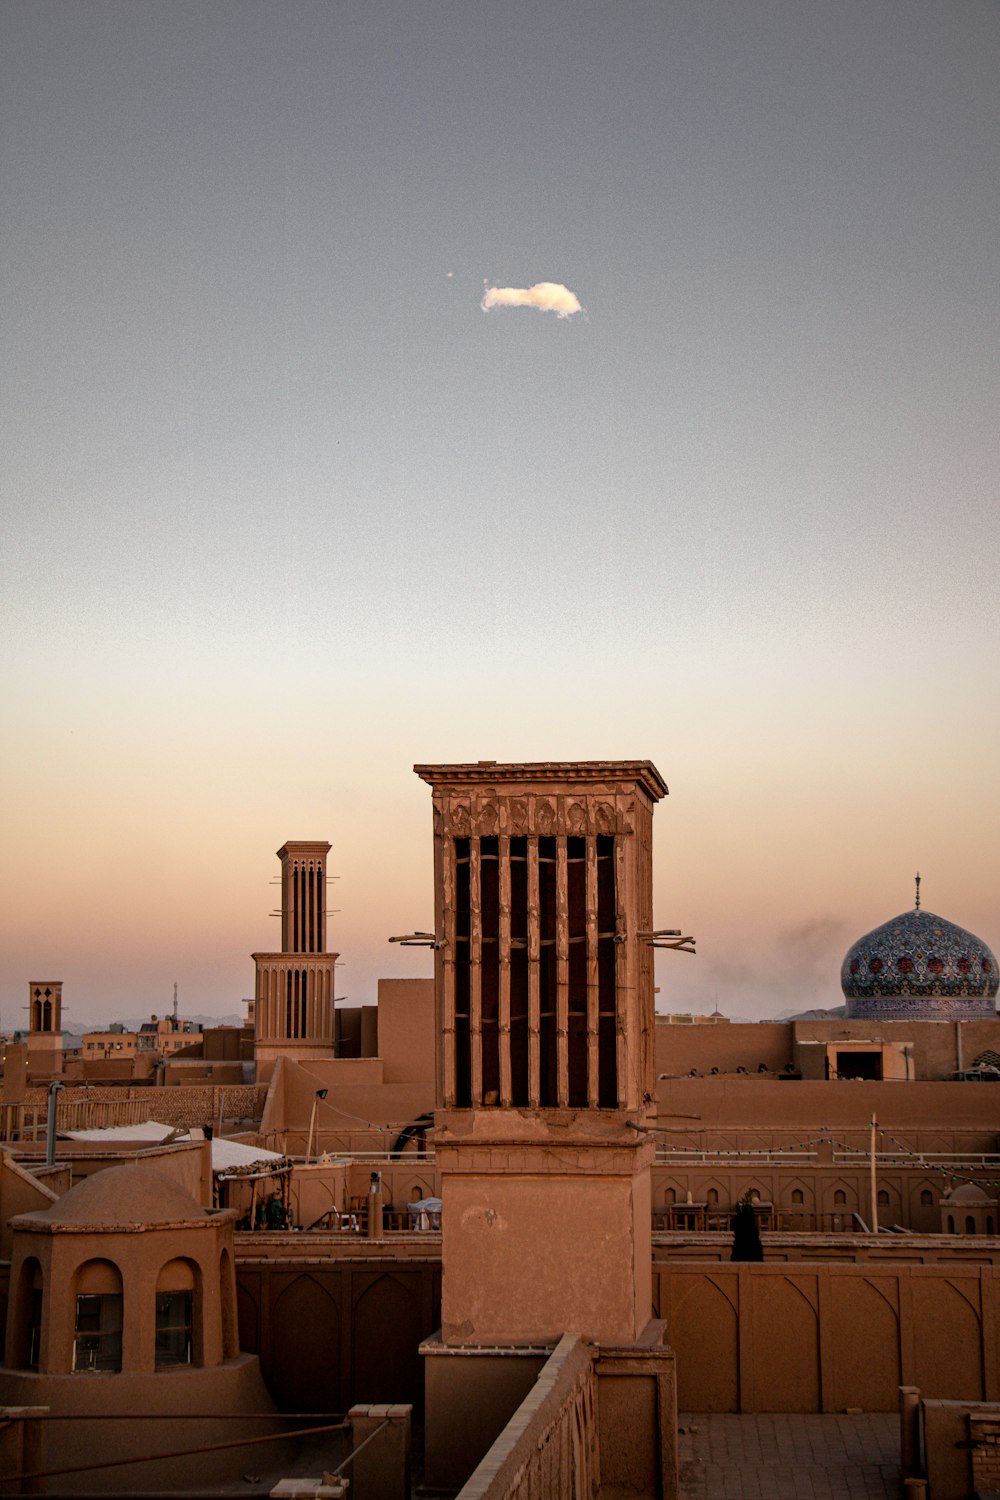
[414,760,668,801]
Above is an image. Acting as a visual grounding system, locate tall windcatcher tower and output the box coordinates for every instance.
[414,760,667,1348]
[252,841,338,1079]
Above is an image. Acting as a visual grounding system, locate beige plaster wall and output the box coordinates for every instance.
[656,1260,1000,1413]
[0,1154,58,1259]
[1,1045,28,1103]
[656,1021,793,1077]
[259,1054,433,1154]
[422,1343,548,1492]
[377,978,435,1087]
[654,1077,1000,1144]
[441,1171,650,1346]
[287,1159,348,1229]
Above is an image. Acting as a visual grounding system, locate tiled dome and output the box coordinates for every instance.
[841,907,998,1021]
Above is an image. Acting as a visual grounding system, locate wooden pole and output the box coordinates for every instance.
[870,1112,879,1234]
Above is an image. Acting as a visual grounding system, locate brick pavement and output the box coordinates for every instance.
[678,1412,900,1499]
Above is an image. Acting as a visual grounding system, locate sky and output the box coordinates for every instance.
[2,0,998,1029]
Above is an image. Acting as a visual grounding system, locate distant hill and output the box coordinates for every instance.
[64,1013,247,1034]
[769,1005,847,1022]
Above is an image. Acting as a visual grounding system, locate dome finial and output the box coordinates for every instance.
[915,871,921,911]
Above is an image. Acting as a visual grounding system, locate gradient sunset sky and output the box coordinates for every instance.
[2,0,998,1028]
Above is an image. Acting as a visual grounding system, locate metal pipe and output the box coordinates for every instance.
[870,1112,879,1235]
[45,1081,64,1167]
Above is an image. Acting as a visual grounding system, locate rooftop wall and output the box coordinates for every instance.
[654,1017,1000,1082]
[656,1021,793,1077]
[655,1077,1000,1145]
[655,1260,1000,1414]
[259,1054,433,1155]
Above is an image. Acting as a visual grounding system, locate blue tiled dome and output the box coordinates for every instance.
[841,908,998,1020]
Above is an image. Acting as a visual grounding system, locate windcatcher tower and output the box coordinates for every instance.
[414,761,667,1347]
[252,842,338,1080]
[26,982,64,1078]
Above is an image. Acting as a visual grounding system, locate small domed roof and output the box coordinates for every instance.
[38,1165,208,1228]
[841,906,998,1004]
[943,1182,995,1205]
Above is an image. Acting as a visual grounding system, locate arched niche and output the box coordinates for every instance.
[353,1272,422,1407]
[72,1258,123,1373]
[155,1257,201,1368]
[269,1274,340,1413]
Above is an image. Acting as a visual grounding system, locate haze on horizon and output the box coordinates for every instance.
[2,1,998,1032]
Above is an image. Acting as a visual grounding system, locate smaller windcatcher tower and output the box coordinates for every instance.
[252,841,338,1079]
[26,982,64,1076]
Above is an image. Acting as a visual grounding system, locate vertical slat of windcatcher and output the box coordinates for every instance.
[556,836,569,1107]
[470,839,483,1106]
[527,838,541,1108]
[441,835,457,1106]
[499,834,512,1106]
[615,834,629,1109]
[586,835,599,1107]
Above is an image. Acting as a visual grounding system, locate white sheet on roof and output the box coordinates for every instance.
[62,1120,286,1172]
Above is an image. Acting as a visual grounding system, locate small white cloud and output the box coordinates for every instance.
[481,281,582,318]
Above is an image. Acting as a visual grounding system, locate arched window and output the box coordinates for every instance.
[707,1189,719,1206]
[966,1216,977,1235]
[155,1259,198,1368]
[791,1189,804,1205]
[663,1188,676,1206]
[73,1260,123,1373]
[947,1215,955,1234]
[877,1189,889,1207]
[834,1190,846,1206]
[920,1190,933,1207]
